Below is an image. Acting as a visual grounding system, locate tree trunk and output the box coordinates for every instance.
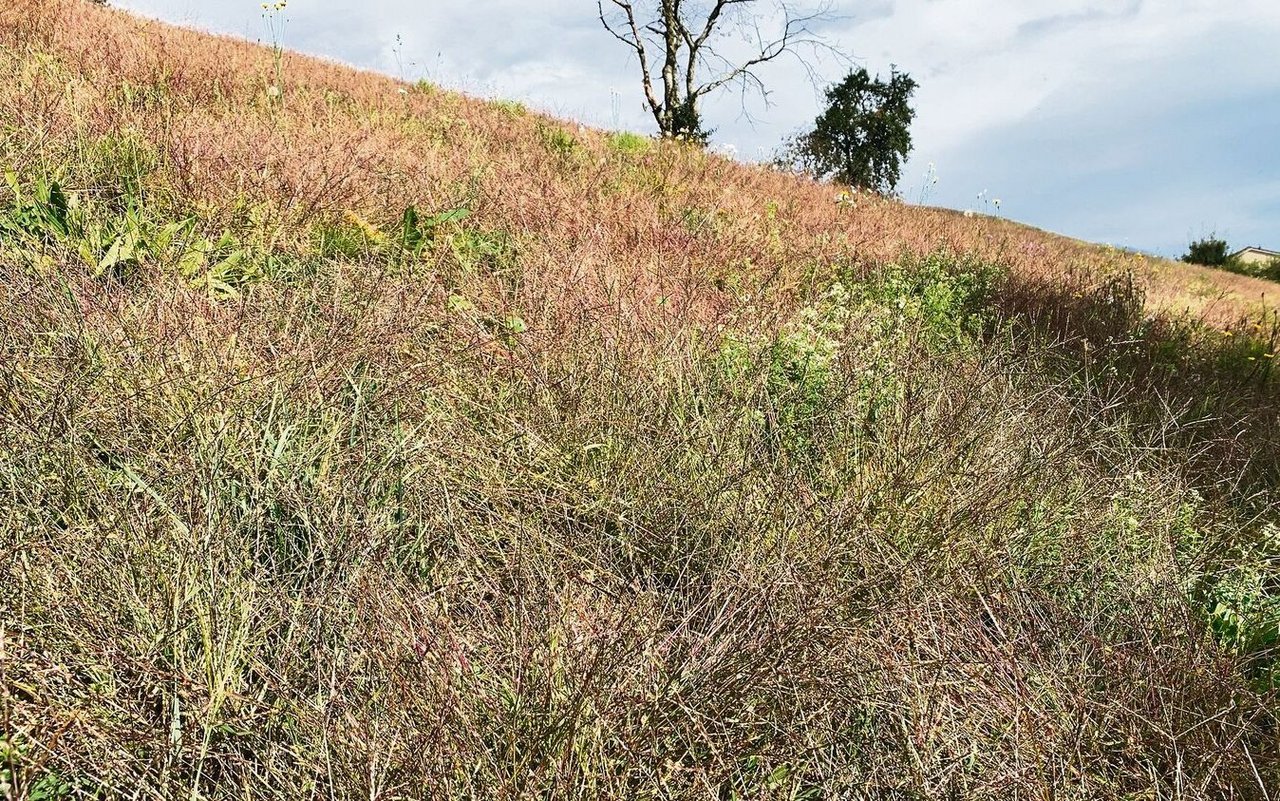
[659,0,682,136]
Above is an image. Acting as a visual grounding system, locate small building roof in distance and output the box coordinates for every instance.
[1229,245,1280,258]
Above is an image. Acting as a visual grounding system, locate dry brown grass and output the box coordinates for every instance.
[2,2,1279,799]
[7,0,1274,330]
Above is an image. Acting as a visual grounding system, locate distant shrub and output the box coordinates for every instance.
[1262,257,1280,281]
[1181,236,1229,266]
[1220,255,1280,283]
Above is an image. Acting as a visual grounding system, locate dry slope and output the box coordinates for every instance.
[1,1,1278,799]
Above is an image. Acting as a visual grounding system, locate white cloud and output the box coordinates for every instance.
[849,0,1280,155]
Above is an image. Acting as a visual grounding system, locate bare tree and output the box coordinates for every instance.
[597,0,833,142]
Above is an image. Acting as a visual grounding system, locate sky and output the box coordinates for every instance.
[112,0,1280,258]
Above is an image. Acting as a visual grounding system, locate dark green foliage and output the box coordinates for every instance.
[669,97,713,146]
[1197,523,1280,689]
[1182,236,1230,266]
[781,67,917,194]
[400,204,470,255]
[0,175,71,242]
[1222,255,1280,283]
[1256,257,1280,282]
[1182,238,1280,283]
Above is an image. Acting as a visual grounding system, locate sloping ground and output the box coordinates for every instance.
[2,0,1275,329]
[1,1,1278,799]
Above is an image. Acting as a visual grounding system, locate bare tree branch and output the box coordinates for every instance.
[692,3,835,103]
[597,0,838,140]
[597,0,663,127]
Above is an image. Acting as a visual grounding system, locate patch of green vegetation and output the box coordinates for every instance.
[69,131,159,203]
[606,131,650,157]
[759,281,857,457]
[2,163,511,296]
[312,216,371,260]
[1223,256,1280,283]
[395,203,518,284]
[849,249,999,351]
[1191,522,1280,689]
[401,204,469,252]
[0,735,86,801]
[678,205,724,237]
[717,251,996,460]
[0,172,73,244]
[537,123,579,162]
[450,226,519,286]
[0,172,271,296]
[492,98,527,118]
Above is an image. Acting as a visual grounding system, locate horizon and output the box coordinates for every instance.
[112,0,1280,258]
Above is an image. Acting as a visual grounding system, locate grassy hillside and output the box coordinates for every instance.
[2,1,1279,798]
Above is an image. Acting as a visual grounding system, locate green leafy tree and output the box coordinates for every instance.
[782,67,917,194]
[1181,236,1230,267]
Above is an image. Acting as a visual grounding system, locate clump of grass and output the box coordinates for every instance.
[491,98,526,118]
[537,122,579,162]
[606,130,650,157]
